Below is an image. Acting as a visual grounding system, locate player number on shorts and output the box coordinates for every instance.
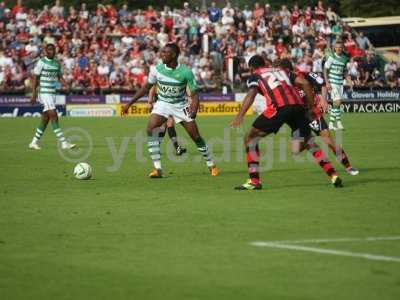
[183,107,190,116]
[309,119,320,131]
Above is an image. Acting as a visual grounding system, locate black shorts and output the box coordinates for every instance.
[309,117,328,136]
[252,105,311,139]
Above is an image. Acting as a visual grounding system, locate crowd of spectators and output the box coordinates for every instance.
[0,0,399,94]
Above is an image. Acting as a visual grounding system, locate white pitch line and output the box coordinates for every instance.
[252,236,400,245]
[250,242,400,263]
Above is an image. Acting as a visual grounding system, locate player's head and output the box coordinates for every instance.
[279,58,294,72]
[248,55,266,72]
[334,40,344,55]
[161,43,180,65]
[45,43,56,59]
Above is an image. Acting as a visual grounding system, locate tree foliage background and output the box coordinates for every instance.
[7,0,400,17]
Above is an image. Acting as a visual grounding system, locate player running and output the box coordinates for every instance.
[231,55,343,190]
[148,85,187,156]
[283,60,359,176]
[122,43,218,178]
[324,40,348,130]
[29,43,75,150]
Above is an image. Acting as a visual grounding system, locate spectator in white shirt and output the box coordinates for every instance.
[384,60,398,80]
[15,10,27,29]
[279,5,291,30]
[214,21,227,38]
[312,54,323,73]
[157,28,169,48]
[347,57,360,84]
[326,6,338,23]
[198,11,210,28]
[121,33,134,47]
[222,1,234,18]
[43,32,56,45]
[356,32,372,51]
[221,10,234,28]
[97,60,110,76]
[257,19,267,35]
[51,0,64,17]
[0,51,14,69]
[0,66,5,87]
[25,42,39,54]
[242,5,252,19]
[292,19,306,37]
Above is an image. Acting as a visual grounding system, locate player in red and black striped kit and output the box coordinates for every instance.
[280,59,359,176]
[230,55,343,190]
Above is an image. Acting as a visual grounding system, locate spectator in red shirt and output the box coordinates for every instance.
[345,34,358,57]
[164,13,173,32]
[315,32,328,50]
[304,6,313,26]
[290,5,301,26]
[315,1,326,21]
[145,5,157,20]
[275,38,287,58]
[16,28,29,43]
[97,74,110,90]
[11,0,23,16]
[252,2,264,24]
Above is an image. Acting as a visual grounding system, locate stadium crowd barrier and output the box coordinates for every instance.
[0,90,400,117]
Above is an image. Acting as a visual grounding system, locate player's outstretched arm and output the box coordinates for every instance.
[121,83,153,116]
[230,87,258,128]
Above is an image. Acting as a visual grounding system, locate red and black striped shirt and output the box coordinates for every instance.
[247,67,304,118]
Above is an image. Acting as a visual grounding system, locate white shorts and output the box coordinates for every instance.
[38,94,56,112]
[329,85,344,102]
[151,100,193,123]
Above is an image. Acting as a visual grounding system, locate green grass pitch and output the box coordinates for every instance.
[1,114,400,300]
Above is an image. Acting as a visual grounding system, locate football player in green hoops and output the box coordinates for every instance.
[148,85,187,156]
[29,43,75,150]
[122,43,218,178]
[324,40,348,130]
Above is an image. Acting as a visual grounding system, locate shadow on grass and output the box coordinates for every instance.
[357,166,400,173]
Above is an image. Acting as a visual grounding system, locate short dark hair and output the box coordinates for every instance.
[165,43,180,57]
[46,43,56,49]
[335,39,343,46]
[279,58,294,71]
[248,55,266,69]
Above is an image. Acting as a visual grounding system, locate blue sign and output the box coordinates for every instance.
[0,105,66,117]
[344,90,400,101]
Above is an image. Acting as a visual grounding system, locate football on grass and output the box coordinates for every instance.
[73,162,92,180]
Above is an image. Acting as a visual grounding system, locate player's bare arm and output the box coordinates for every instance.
[320,86,329,112]
[188,91,199,119]
[59,75,70,93]
[323,66,331,91]
[148,85,157,110]
[295,76,315,114]
[122,82,154,115]
[31,74,39,105]
[230,87,258,128]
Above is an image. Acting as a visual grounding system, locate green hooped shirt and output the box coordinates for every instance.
[148,63,198,106]
[324,53,348,86]
[33,57,62,95]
